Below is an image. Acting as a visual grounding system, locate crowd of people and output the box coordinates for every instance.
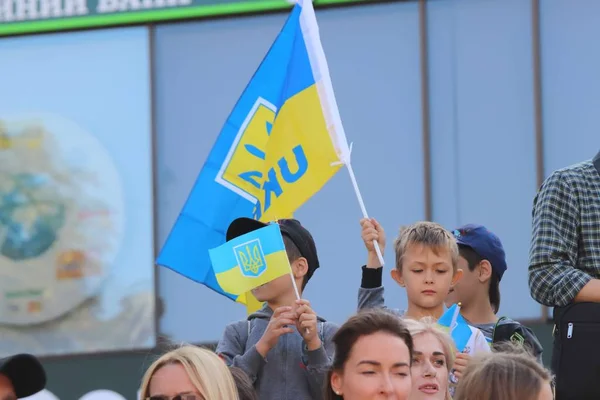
[137,313,552,400]
[208,212,549,400]
[142,150,599,400]
[1,151,598,399]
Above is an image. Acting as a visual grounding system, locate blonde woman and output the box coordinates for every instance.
[139,345,239,400]
[404,317,455,400]
[453,345,553,400]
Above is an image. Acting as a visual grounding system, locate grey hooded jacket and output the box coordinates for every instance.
[216,304,337,400]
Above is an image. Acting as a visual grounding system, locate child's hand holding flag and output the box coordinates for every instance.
[294,299,321,350]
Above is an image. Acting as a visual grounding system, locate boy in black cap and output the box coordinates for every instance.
[445,224,543,362]
[0,353,46,399]
[216,218,337,400]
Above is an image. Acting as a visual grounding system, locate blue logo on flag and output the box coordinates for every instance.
[233,239,267,278]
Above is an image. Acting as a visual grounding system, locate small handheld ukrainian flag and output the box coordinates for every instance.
[437,303,472,352]
[209,224,291,295]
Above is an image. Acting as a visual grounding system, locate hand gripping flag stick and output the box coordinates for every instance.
[289,267,311,336]
[277,218,310,335]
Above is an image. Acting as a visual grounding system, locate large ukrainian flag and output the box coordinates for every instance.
[157,0,350,313]
[209,224,290,295]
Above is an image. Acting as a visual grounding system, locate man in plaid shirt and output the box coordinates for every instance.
[529,150,600,306]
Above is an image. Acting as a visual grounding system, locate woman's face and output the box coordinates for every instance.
[331,331,412,400]
[148,363,203,400]
[409,332,449,400]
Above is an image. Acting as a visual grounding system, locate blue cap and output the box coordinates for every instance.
[452,224,507,280]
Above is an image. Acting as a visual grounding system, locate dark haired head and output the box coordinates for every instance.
[228,366,258,400]
[459,245,501,313]
[324,309,413,400]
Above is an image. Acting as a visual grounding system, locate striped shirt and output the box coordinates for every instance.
[528,152,600,307]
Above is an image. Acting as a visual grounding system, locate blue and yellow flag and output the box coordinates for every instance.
[437,304,472,352]
[156,0,350,313]
[209,224,290,295]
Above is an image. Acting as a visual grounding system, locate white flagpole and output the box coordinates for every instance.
[276,220,309,334]
[450,303,462,333]
[345,161,386,266]
[298,0,384,266]
[289,266,310,335]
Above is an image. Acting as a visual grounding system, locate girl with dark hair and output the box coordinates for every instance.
[325,309,413,400]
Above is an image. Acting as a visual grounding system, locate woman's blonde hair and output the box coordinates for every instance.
[453,343,552,400]
[139,345,239,400]
[403,317,456,400]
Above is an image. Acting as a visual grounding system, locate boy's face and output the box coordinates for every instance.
[445,256,490,309]
[251,274,293,302]
[251,257,307,303]
[392,243,460,312]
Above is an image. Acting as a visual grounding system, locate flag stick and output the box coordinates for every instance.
[450,302,462,333]
[345,161,386,266]
[276,219,302,301]
[288,269,310,335]
[290,269,301,300]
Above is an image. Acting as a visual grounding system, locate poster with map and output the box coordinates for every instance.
[0,27,156,356]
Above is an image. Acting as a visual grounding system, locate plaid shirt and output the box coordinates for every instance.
[528,155,600,307]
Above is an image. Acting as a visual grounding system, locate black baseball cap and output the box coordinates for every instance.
[452,224,508,280]
[226,217,320,281]
[0,354,46,398]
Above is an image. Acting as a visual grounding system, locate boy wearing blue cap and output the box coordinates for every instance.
[445,224,543,362]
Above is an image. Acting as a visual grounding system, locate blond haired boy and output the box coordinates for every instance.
[358,219,490,383]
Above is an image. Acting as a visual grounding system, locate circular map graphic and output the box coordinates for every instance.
[0,113,125,325]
